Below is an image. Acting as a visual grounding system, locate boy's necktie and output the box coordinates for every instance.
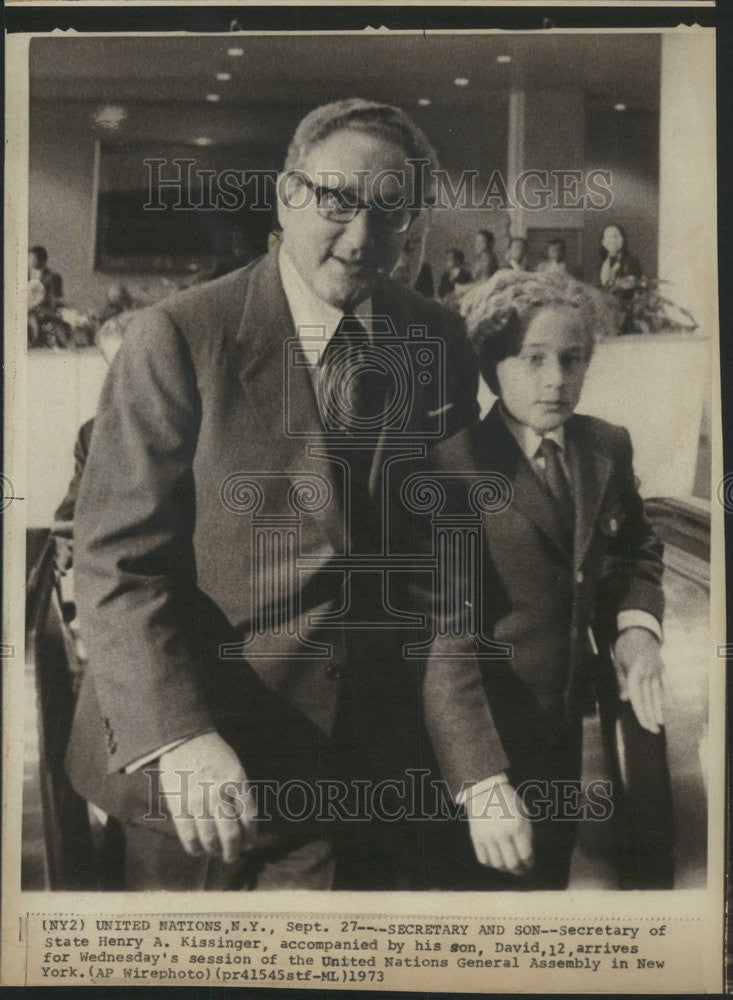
[538,437,576,529]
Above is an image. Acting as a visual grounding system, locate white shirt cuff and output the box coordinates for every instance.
[617,609,662,644]
[124,737,191,773]
[456,771,510,805]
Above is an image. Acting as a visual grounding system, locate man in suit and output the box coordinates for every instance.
[417,269,671,889]
[67,98,478,890]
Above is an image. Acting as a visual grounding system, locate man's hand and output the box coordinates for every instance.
[612,627,665,734]
[159,732,257,863]
[465,781,533,876]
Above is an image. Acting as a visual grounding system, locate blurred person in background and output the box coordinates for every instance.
[599,224,644,334]
[504,235,529,272]
[27,244,65,347]
[599,223,642,292]
[28,245,63,309]
[472,228,499,282]
[438,248,473,300]
[536,237,570,277]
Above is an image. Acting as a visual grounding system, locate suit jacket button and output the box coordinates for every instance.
[326,664,341,680]
[609,517,618,533]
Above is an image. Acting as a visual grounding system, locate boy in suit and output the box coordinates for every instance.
[419,269,671,889]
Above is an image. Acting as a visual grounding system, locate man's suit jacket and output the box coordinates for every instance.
[66,247,478,829]
[420,402,665,800]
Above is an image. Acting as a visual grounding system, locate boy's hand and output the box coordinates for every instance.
[612,627,665,734]
[465,781,533,876]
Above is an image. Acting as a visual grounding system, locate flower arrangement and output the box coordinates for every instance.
[603,274,698,335]
[27,295,95,349]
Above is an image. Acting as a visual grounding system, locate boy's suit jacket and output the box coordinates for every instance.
[66,246,478,832]
[421,401,665,800]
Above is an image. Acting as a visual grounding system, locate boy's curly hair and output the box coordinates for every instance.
[463,268,615,393]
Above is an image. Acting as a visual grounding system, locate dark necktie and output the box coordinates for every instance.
[316,315,388,436]
[317,321,389,755]
[316,316,392,504]
[538,437,575,530]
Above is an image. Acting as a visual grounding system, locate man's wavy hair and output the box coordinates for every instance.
[463,268,614,395]
[283,98,440,206]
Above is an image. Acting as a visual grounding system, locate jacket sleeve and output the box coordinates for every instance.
[75,307,215,772]
[596,426,665,632]
[422,628,511,802]
[405,436,510,802]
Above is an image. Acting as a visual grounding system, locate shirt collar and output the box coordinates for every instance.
[498,402,565,461]
[279,246,372,366]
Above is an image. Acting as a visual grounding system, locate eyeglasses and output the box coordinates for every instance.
[287,173,417,234]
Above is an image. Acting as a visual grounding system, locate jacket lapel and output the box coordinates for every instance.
[235,249,345,549]
[368,281,408,492]
[564,416,613,569]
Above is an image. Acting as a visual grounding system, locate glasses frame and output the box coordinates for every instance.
[286,172,418,235]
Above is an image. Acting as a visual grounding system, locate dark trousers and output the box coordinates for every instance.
[418,724,584,891]
[103,822,334,891]
[599,699,675,889]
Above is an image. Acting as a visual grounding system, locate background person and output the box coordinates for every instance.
[438,248,473,300]
[28,245,63,309]
[472,229,499,282]
[27,244,65,347]
[536,237,570,277]
[504,235,529,271]
[599,223,642,291]
[599,223,644,334]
